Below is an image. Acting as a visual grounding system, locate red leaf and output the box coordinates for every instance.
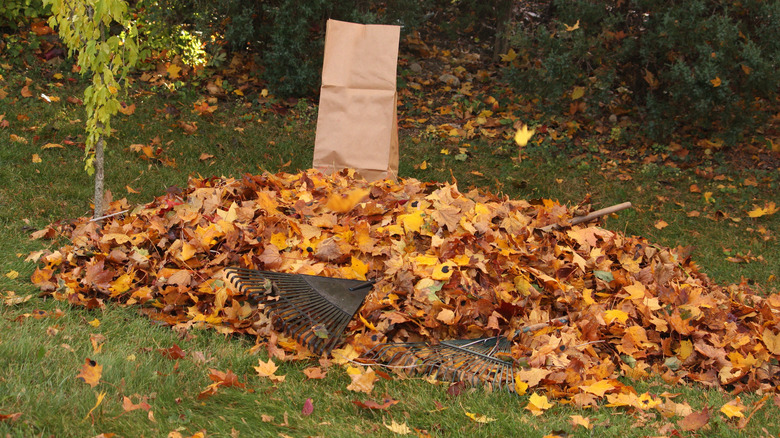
[302,398,314,416]
[0,412,22,422]
[158,344,186,360]
[446,381,466,397]
[208,369,245,388]
[680,407,710,431]
[352,396,399,411]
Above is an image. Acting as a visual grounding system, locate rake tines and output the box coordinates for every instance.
[368,316,569,392]
[225,267,374,356]
[368,336,515,390]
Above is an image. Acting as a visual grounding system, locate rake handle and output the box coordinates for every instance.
[349,279,376,291]
[512,315,569,337]
[540,201,632,232]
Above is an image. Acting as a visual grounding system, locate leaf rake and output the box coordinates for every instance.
[225,267,374,356]
[367,316,569,391]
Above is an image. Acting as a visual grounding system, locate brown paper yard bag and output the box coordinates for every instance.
[313,19,401,182]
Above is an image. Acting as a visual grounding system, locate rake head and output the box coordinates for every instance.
[225,267,373,356]
[368,336,516,391]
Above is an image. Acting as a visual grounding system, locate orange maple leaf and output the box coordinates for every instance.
[76,358,102,388]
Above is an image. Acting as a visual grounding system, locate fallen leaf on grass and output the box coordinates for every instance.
[84,391,106,420]
[747,202,778,218]
[301,398,314,416]
[158,344,186,360]
[346,366,377,394]
[680,407,710,431]
[570,415,592,429]
[255,358,285,382]
[90,334,105,354]
[118,103,136,115]
[0,412,22,422]
[384,419,411,435]
[199,153,215,161]
[5,270,19,279]
[208,369,244,388]
[3,291,32,306]
[302,366,327,379]
[122,396,151,412]
[579,379,617,397]
[465,411,496,423]
[352,396,399,411]
[654,220,669,230]
[32,154,42,163]
[720,397,745,418]
[77,358,103,387]
[526,392,553,416]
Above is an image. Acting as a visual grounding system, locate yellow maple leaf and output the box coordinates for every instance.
[331,343,360,365]
[436,308,456,325]
[383,419,411,435]
[110,273,133,295]
[31,154,42,163]
[514,124,535,147]
[270,232,288,250]
[570,415,592,429]
[579,379,616,397]
[346,366,377,394]
[514,377,529,395]
[720,398,745,418]
[623,283,646,300]
[431,261,456,281]
[84,391,106,420]
[499,48,517,62]
[761,329,780,355]
[254,358,285,382]
[465,411,496,423]
[604,309,629,324]
[710,76,721,87]
[526,392,553,416]
[677,339,694,360]
[325,188,369,213]
[399,212,425,233]
[178,241,198,262]
[351,256,368,278]
[564,19,580,31]
[5,270,19,279]
[654,219,669,230]
[167,64,182,79]
[571,86,586,100]
[747,201,778,218]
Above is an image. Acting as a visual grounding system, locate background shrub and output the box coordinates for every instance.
[503,0,780,142]
[0,0,50,29]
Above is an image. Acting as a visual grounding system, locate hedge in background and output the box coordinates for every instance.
[504,0,780,142]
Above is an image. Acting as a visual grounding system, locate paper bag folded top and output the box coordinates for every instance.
[313,19,401,182]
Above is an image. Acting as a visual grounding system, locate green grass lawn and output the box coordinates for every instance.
[1,57,779,437]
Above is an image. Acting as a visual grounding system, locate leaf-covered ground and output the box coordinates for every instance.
[30,169,780,421]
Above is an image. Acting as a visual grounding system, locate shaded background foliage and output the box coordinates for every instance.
[2,0,778,144]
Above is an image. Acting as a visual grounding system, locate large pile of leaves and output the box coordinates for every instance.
[31,170,780,408]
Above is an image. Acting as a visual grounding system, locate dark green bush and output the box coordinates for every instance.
[0,0,49,29]
[130,0,430,97]
[503,0,780,142]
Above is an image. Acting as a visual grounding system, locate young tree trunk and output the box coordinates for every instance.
[492,0,514,61]
[93,133,105,218]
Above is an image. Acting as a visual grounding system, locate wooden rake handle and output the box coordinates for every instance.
[540,201,632,232]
